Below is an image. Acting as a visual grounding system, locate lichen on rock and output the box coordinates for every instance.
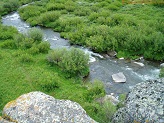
[112,78,164,123]
[2,91,97,123]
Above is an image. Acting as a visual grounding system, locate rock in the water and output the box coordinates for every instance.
[119,57,124,60]
[160,63,164,68]
[112,72,126,83]
[133,61,145,67]
[107,51,117,57]
[97,94,119,105]
[2,91,97,123]
[112,79,164,123]
[103,95,119,105]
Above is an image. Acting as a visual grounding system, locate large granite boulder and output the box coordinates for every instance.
[1,91,97,123]
[112,78,164,123]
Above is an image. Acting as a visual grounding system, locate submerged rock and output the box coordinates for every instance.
[133,61,145,67]
[2,92,97,123]
[112,79,164,123]
[112,72,126,83]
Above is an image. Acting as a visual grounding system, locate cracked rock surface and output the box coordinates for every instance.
[1,91,97,123]
[112,78,164,123]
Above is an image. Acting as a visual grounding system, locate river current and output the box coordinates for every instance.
[2,12,160,95]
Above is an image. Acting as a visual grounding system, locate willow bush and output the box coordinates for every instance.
[47,48,89,77]
[18,0,164,61]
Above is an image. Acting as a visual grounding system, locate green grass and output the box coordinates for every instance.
[0,39,118,122]
[0,48,97,119]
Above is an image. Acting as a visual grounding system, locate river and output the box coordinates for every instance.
[2,12,160,95]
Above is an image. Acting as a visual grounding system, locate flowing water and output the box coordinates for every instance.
[2,12,160,95]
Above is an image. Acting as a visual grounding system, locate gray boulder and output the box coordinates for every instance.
[112,72,126,83]
[2,91,97,123]
[107,51,117,57]
[160,63,164,68]
[112,79,164,123]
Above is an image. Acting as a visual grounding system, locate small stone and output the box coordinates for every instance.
[133,62,145,67]
[107,51,117,57]
[119,57,124,60]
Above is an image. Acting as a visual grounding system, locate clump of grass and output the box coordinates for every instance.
[19,53,34,63]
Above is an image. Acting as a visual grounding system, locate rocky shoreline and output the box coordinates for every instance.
[0,78,163,123]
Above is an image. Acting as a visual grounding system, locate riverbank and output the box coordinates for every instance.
[18,0,164,61]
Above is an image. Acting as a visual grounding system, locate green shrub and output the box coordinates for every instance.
[0,40,15,49]
[0,25,18,40]
[38,11,61,25]
[19,5,46,20]
[26,28,43,42]
[12,50,25,57]
[47,48,89,77]
[19,53,34,63]
[14,34,26,48]
[46,3,65,11]
[47,48,66,65]
[101,101,117,121]
[39,72,60,92]
[117,93,127,109]
[2,0,20,14]
[37,42,50,53]
[85,80,105,102]
[27,45,39,55]
[14,34,34,49]
[20,37,34,49]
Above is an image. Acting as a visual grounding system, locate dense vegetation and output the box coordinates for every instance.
[0,0,41,16]
[18,0,164,61]
[47,48,89,77]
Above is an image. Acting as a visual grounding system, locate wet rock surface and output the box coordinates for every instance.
[133,62,145,67]
[2,92,97,123]
[112,78,164,123]
[112,72,126,83]
[160,63,164,68]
